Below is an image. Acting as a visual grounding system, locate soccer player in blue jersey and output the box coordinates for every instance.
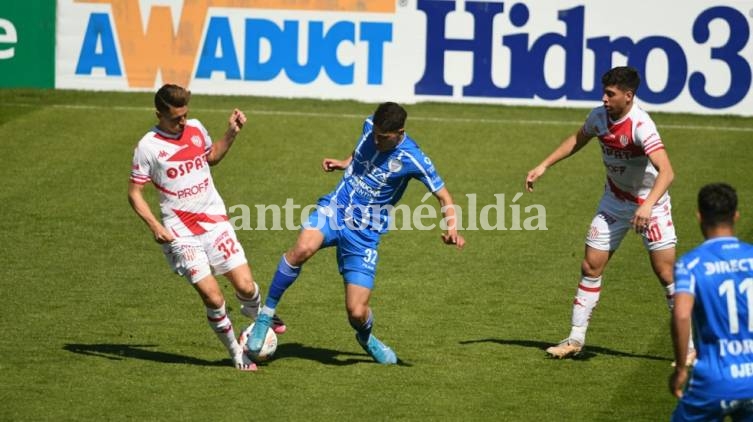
[246,102,465,364]
[670,183,753,421]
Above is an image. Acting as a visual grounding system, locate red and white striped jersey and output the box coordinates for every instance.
[130,119,228,237]
[581,104,667,205]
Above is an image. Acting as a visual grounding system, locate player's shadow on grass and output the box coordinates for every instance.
[63,343,228,367]
[274,342,412,367]
[460,339,671,362]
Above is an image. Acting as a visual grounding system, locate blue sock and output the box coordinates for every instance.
[264,255,301,309]
[349,310,373,343]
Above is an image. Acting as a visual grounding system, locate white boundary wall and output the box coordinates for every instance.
[56,0,753,115]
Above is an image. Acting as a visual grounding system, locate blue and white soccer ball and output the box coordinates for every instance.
[239,322,278,362]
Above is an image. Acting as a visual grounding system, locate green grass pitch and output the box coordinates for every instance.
[1,88,751,420]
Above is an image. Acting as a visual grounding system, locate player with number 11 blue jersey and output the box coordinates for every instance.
[671,183,753,421]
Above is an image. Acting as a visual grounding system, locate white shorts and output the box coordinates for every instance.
[585,193,677,252]
[162,221,248,284]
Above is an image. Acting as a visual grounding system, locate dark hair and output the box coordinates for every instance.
[698,183,738,228]
[601,66,640,93]
[155,84,191,113]
[373,102,407,132]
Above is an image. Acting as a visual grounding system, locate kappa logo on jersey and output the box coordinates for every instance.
[158,150,169,159]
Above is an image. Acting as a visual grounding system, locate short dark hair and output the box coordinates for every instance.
[602,66,640,93]
[155,84,191,113]
[698,183,738,228]
[373,102,407,132]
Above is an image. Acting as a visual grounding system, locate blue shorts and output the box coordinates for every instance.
[303,205,380,289]
[672,395,753,422]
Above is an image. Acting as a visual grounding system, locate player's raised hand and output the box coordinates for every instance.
[525,165,547,192]
[441,232,465,249]
[228,109,247,133]
[322,158,346,172]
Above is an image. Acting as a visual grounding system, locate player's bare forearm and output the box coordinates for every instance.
[669,293,693,397]
[435,187,465,249]
[208,109,246,165]
[671,293,693,369]
[643,149,675,208]
[128,182,174,243]
[526,130,591,192]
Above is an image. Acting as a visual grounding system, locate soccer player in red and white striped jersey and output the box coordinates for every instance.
[128,84,279,371]
[525,66,693,362]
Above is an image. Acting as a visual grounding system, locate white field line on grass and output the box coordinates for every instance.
[6,101,753,132]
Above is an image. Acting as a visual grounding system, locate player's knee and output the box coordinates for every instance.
[201,292,225,309]
[235,280,255,298]
[287,245,316,266]
[346,303,369,322]
[581,259,603,278]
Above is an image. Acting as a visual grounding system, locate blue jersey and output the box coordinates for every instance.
[675,236,753,401]
[317,116,445,237]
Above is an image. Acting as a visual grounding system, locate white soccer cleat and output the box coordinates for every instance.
[546,339,583,359]
[233,351,258,372]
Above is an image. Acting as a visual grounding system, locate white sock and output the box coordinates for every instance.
[237,282,261,318]
[260,305,275,318]
[206,302,240,356]
[569,275,602,345]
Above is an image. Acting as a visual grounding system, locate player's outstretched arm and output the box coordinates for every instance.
[128,182,175,243]
[434,187,465,249]
[669,292,694,398]
[322,154,353,172]
[207,109,247,165]
[525,129,592,192]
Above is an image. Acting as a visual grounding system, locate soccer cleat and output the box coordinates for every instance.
[271,314,287,335]
[246,313,272,353]
[672,348,697,368]
[233,351,258,372]
[546,339,583,359]
[356,334,397,365]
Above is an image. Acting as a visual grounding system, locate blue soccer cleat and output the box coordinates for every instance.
[246,313,272,353]
[356,334,397,365]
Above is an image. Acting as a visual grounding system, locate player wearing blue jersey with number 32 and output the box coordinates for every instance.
[670,183,753,421]
[247,102,465,364]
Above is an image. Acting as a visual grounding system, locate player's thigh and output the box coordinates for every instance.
[643,201,677,252]
[203,222,248,277]
[338,235,379,290]
[191,274,225,308]
[585,196,631,253]
[162,236,212,284]
[288,205,338,265]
